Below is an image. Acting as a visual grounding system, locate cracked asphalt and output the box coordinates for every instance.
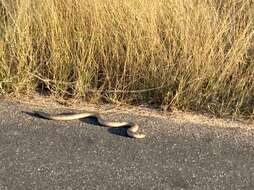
[0,99,254,190]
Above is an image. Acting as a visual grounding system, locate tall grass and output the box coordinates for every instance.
[0,0,254,117]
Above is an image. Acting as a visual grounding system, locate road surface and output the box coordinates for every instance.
[0,99,253,190]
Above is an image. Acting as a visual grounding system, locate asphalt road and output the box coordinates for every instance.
[0,99,254,190]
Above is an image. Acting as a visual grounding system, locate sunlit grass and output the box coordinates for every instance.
[0,0,253,117]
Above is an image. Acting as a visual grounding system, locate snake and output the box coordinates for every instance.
[34,111,146,139]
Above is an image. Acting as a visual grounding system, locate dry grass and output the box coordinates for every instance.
[0,0,253,117]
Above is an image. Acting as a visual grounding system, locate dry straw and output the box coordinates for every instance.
[0,0,253,117]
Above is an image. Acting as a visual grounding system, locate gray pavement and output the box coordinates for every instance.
[0,99,254,190]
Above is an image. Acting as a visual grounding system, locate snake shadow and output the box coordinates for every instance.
[24,111,131,138]
[79,117,131,138]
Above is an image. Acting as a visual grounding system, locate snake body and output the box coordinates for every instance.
[35,111,145,138]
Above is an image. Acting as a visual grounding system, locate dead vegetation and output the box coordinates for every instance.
[0,0,253,117]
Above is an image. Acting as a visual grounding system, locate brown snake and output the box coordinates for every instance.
[35,111,146,138]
